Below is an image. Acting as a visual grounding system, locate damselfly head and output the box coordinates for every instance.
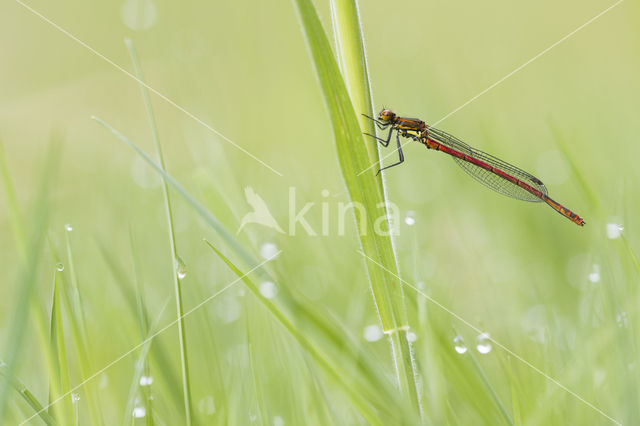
[378,109,396,122]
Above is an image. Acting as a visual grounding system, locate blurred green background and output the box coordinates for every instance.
[1,0,638,424]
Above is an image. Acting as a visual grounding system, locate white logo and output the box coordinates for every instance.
[237,186,400,236]
[237,187,284,234]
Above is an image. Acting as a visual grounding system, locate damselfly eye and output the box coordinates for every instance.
[379,109,395,121]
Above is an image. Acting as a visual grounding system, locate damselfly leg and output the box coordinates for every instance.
[376,131,405,175]
[363,127,394,147]
[362,113,406,174]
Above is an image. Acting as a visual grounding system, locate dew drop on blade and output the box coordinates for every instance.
[588,264,600,283]
[56,263,65,272]
[453,335,467,354]
[606,223,624,239]
[175,256,187,279]
[139,375,153,386]
[476,332,492,354]
[616,312,629,328]
[404,211,416,226]
[198,395,216,415]
[259,281,278,299]
[133,407,146,418]
[121,0,158,31]
[363,325,383,342]
[65,223,73,232]
[260,242,279,260]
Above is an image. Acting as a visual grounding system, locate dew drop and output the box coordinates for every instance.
[71,393,80,403]
[259,281,278,299]
[593,369,606,388]
[65,224,73,232]
[363,325,383,342]
[606,223,624,239]
[273,416,284,426]
[139,375,153,386]
[453,336,467,354]
[99,374,108,389]
[198,395,216,415]
[175,256,187,279]
[260,242,279,260]
[588,264,600,283]
[476,332,492,354]
[216,296,241,323]
[404,211,416,226]
[56,263,65,272]
[121,0,158,31]
[133,406,146,418]
[406,331,417,343]
[616,312,629,328]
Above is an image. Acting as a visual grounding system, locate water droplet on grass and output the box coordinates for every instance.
[71,393,80,403]
[476,332,492,354]
[56,263,64,271]
[260,242,279,260]
[404,211,416,226]
[588,264,600,283]
[139,375,153,386]
[453,336,467,354]
[259,281,277,299]
[363,325,383,342]
[175,256,187,279]
[406,331,417,342]
[606,223,624,239]
[273,416,284,426]
[198,395,215,415]
[121,0,158,31]
[616,312,629,328]
[133,406,146,418]
[65,224,73,231]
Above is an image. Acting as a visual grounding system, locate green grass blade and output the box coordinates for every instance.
[0,138,27,259]
[94,237,184,414]
[93,118,404,421]
[205,240,388,425]
[293,0,419,412]
[92,116,256,268]
[0,141,59,422]
[0,365,58,426]
[467,349,514,425]
[121,301,169,426]
[125,38,193,424]
[129,229,155,426]
[49,271,73,426]
[62,230,104,426]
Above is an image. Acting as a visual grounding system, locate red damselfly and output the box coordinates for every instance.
[363,109,585,226]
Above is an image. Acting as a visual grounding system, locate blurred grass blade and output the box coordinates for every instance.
[0,141,59,422]
[0,365,58,426]
[467,349,514,425]
[93,116,256,268]
[125,38,193,424]
[49,272,73,426]
[328,0,380,168]
[293,0,419,412]
[92,118,403,420]
[205,240,387,425]
[95,237,184,413]
[121,301,169,426]
[0,139,27,259]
